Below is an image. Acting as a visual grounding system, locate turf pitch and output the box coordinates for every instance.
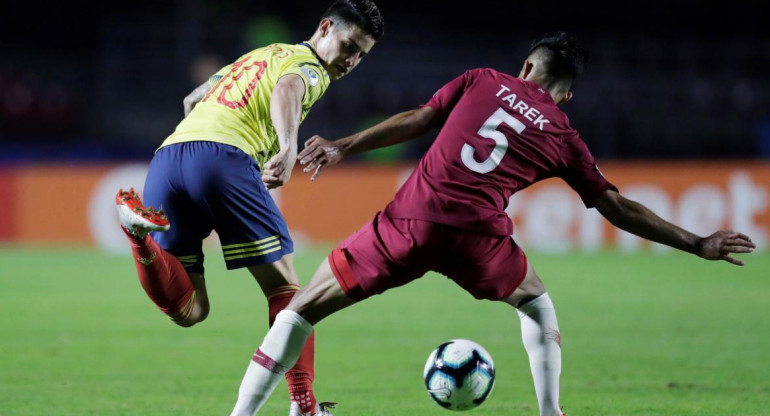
[0,245,767,415]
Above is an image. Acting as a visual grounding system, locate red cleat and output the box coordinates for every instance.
[115,188,170,238]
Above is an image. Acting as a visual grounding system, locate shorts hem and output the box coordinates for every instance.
[500,248,528,299]
[328,248,367,301]
[224,248,294,270]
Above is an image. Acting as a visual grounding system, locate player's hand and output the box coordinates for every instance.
[696,230,755,266]
[298,135,344,182]
[262,150,296,189]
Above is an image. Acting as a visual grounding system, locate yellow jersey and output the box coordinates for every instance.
[161,43,330,168]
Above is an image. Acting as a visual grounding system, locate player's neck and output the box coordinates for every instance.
[306,37,320,55]
[522,75,567,104]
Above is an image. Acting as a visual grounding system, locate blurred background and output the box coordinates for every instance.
[1,0,768,251]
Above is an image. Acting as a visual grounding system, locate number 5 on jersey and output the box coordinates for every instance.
[461,107,526,174]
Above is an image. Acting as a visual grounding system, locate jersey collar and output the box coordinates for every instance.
[298,42,329,75]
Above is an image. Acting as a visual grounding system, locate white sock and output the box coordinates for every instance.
[517,293,562,416]
[230,310,314,416]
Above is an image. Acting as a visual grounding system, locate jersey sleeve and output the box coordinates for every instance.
[279,61,327,108]
[423,69,477,122]
[559,133,618,208]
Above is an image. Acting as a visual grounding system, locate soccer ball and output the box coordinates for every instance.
[423,339,495,411]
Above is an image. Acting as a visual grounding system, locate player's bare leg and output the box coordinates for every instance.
[178,271,210,326]
[116,188,208,327]
[285,258,358,325]
[500,261,564,416]
[231,258,354,416]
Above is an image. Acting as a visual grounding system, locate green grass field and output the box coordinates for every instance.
[0,245,768,416]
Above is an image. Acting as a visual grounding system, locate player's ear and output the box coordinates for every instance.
[318,18,332,37]
[519,60,534,79]
[559,90,573,105]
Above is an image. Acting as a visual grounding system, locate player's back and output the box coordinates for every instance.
[385,68,614,236]
[162,43,330,168]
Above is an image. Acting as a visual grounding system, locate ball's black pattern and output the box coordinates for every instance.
[424,341,496,408]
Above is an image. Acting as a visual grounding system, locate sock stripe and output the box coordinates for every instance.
[267,284,300,300]
[252,348,288,375]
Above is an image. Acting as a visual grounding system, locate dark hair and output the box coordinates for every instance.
[528,32,588,80]
[323,0,385,40]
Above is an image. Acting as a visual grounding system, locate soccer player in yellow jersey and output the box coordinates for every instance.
[114,1,384,415]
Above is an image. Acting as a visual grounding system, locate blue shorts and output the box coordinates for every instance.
[143,141,293,273]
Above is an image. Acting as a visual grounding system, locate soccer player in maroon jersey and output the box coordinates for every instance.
[227,32,755,416]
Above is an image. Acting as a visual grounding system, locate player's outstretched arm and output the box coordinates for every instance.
[182,81,211,117]
[262,74,305,189]
[298,106,438,181]
[594,189,755,265]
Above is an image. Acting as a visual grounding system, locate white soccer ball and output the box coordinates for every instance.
[423,339,496,411]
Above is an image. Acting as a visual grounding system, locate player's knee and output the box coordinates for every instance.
[171,308,209,327]
[173,317,197,328]
[284,293,322,325]
[505,266,547,308]
[170,296,210,327]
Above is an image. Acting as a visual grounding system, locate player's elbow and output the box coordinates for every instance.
[594,190,628,226]
[182,94,195,108]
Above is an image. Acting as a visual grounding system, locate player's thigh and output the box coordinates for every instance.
[143,144,212,274]
[438,234,529,301]
[328,212,429,301]
[287,257,357,325]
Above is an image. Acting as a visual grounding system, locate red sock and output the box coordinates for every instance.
[268,286,316,412]
[123,227,194,315]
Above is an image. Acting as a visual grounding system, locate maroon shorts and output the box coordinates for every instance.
[328,211,528,301]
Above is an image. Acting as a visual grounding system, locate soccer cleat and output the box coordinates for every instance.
[288,401,336,416]
[115,188,170,238]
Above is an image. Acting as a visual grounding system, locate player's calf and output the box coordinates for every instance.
[117,187,204,327]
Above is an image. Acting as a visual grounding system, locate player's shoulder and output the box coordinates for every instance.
[273,43,325,72]
[242,43,313,62]
[463,68,523,85]
[557,126,591,161]
[248,43,326,78]
[277,42,313,56]
[463,67,502,78]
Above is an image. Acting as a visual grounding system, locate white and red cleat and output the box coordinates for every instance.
[116,188,170,238]
[288,401,336,416]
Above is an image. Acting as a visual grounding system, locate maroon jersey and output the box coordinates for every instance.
[384,68,617,236]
